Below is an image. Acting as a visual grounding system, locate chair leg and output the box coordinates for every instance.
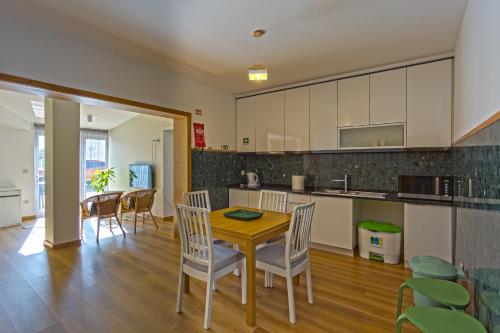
[306,264,313,304]
[286,274,296,324]
[115,214,126,237]
[396,283,409,319]
[204,274,214,329]
[109,218,113,231]
[233,244,240,276]
[134,213,137,233]
[212,280,217,291]
[269,272,274,288]
[264,271,268,287]
[142,212,145,223]
[149,209,159,229]
[241,259,247,305]
[96,217,101,243]
[396,313,409,333]
[176,265,185,313]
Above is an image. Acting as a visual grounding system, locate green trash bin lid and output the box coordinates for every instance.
[357,220,401,233]
[410,256,458,280]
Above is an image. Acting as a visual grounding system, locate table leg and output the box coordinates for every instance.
[184,275,190,293]
[246,239,256,326]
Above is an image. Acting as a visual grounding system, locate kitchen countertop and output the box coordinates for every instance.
[229,184,454,206]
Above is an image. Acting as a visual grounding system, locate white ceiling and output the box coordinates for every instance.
[2,0,467,94]
[80,104,138,130]
[0,89,42,130]
[0,88,139,130]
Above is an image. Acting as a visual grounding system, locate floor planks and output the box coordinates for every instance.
[0,217,418,332]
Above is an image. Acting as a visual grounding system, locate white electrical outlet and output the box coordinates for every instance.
[241,170,246,176]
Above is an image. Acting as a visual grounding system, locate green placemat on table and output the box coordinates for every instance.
[224,209,263,221]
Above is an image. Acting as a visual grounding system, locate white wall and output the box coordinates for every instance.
[453,0,500,141]
[0,15,236,149]
[163,130,174,218]
[108,114,173,217]
[0,125,35,217]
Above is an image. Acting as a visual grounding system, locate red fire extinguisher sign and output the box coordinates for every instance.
[193,123,206,148]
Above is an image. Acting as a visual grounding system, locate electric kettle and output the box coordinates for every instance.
[246,172,259,189]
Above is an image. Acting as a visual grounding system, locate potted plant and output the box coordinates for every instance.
[90,167,116,193]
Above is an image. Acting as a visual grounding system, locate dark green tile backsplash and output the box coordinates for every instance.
[191,150,453,208]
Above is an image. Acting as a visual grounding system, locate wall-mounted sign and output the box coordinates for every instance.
[193,123,206,148]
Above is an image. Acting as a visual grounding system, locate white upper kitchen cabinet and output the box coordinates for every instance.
[284,86,310,151]
[255,91,285,152]
[407,59,452,148]
[236,97,256,152]
[370,68,407,124]
[338,75,370,127]
[310,196,359,251]
[310,81,338,150]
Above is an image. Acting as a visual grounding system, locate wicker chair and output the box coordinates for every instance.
[80,191,126,242]
[120,189,159,233]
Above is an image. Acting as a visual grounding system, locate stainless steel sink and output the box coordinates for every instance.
[312,189,388,199]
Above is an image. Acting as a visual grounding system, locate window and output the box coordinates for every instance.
[80,129,109,198]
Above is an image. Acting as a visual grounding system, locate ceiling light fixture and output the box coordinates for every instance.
[248,29,268,81]
[31,100,44,118]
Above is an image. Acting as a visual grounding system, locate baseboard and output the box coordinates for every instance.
[162,216,174,222]
[44,239,81,250]
[309,242,355,257]
[22,215,37,221]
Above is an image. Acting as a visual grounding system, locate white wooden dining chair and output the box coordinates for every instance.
[258,190,288,284]
[183,190,211,211]
[175,204,247,330]
[259,190,288,213]
[255,202,315,324]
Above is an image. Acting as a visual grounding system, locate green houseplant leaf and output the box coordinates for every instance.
[129,169,138,187]
[90,167,116,193]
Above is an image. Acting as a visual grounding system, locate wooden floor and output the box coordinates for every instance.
[0,217,418,333]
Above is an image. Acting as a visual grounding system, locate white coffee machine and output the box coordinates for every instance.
[246,172,259,189]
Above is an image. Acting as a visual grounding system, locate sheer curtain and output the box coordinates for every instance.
[80,129,109,199]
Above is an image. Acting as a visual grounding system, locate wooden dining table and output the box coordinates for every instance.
[183,206,292,327]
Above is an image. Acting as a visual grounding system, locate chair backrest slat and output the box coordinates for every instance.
[95,192,123,217]
[259,190,287,213]
[183,190,211,212]
[176,204,213,267]
[285,202,315,263]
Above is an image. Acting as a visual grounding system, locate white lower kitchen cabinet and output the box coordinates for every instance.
[228,189,249,207]
[286,193,310,213]
[404,203,453,263]
[310,196,360,252]
[248,191,260,209]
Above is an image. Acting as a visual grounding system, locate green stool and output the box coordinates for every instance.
[397,278,470,318]
[396,307,486,333]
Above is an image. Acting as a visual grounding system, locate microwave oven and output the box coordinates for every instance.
[398,175,453,201]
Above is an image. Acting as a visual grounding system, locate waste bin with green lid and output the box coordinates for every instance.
[409,255,466,307]
[358,220,401,264]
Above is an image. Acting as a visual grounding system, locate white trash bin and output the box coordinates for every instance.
[358,220,401,264]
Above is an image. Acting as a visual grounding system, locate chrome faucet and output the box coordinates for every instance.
[331,174,348,192]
